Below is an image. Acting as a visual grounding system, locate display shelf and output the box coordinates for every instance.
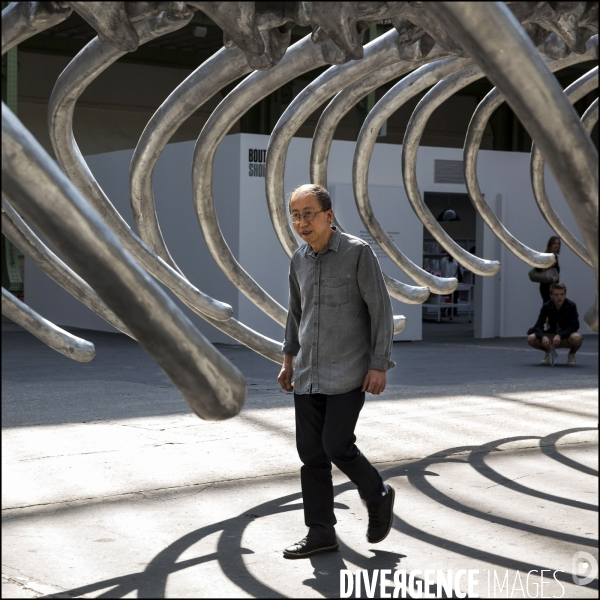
[422,284,474,323]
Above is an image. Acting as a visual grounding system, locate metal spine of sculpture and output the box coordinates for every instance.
[2,2,597,421]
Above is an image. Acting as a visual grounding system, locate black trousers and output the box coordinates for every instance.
[293,386,384,534]
[540,283,551,305]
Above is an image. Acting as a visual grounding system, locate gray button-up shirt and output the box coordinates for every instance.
[283,227,395,395]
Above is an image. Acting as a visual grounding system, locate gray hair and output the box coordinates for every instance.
[289,184,332,211]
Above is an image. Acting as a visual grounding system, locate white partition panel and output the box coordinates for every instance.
[24,134,594,344]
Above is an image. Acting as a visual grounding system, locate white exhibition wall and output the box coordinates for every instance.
[25,133,596,347]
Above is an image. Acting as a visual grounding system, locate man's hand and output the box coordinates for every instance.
[542,336,551,350]
[277,354,295,392]
[362,369,386,395]
[553,334,561,347]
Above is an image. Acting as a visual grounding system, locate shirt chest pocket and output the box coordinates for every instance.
[322,276,349,307]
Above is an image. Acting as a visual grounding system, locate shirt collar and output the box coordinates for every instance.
[305,226,341,258]
[328,226,341,252]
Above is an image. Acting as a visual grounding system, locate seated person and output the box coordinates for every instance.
[527,283,582,365]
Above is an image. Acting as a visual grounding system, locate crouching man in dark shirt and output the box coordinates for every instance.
[527,283,583,365]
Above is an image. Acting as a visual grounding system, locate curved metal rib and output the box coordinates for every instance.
[1,1,72,56]
[429,2,598,332]
[309,59,443,305]
[47,12,234,323]
[581,97,599,130]
[130,46,251,271]
[354,57,477,295]
[310,47,449,190]
[264,33,430,304]
[530,66,598,267]
[2,197,133,338]
[129,48,285,362]
[464,41,597,268]
[393,315,406,335]
[2,286,95,362]
[3,103,247,420]
[401,64,501,276]
[191,35,329,328]
[266,29,402,259]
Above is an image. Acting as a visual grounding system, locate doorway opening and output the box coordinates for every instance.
[421,192,476,341]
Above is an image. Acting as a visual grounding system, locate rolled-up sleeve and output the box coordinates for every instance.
[357,246,395,371]
[282,260,301,355]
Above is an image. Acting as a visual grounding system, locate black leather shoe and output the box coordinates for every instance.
[366,484,395,543]
[283,533,339,559]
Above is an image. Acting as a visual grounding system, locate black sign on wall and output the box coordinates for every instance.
[248,148,266,177]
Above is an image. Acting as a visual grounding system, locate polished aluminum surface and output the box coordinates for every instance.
[3,104,247,420]
[354,57,479,295]
[266,30,430,304]
[310,53,442,190]
[430,2,598,332]
[581,97,599,131]
[130,46,251,272]
[2,286,96,363]
[266,29,401,259]
[2,197,133,338]
[530,65,598,267]
[191,35,326,328]
[2,2,597,411]
[464,39,597,269]
[401,64,501,276]
[393,315,407,335]
[47,12,234,324]
[1,1,72,56]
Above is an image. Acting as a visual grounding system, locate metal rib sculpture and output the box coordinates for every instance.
[464,37,597,268]
[130,46,251,271]
[127,51,289,361]
[47,12,237,325]
[310,50,445,190]
[1,1,72,54]
[530,65,598,266]
[266,29,401,258]
[401,64,502,276]
[191,35,328,328]
[3,104,247,420]
[2,286,96,363]
[265,31,431,305]
[353,56,476,295]
[2,1,598,425]
[581,97,599,132]
[2,197,133,338]
[430,2,598,331]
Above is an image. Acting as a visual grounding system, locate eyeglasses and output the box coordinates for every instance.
[288,210,326,224]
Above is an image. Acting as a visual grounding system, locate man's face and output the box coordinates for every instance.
[289,192,332,249]
[551,288,566,308]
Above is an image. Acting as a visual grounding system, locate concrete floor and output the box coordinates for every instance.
[2,318,598,598]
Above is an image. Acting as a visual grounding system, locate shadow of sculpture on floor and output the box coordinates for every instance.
[38,427,598,599]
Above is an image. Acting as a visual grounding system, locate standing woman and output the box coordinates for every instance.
[537,236,561,304]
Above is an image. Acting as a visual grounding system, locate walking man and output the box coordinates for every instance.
[527,282,583,365]
[277,184,396,558]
